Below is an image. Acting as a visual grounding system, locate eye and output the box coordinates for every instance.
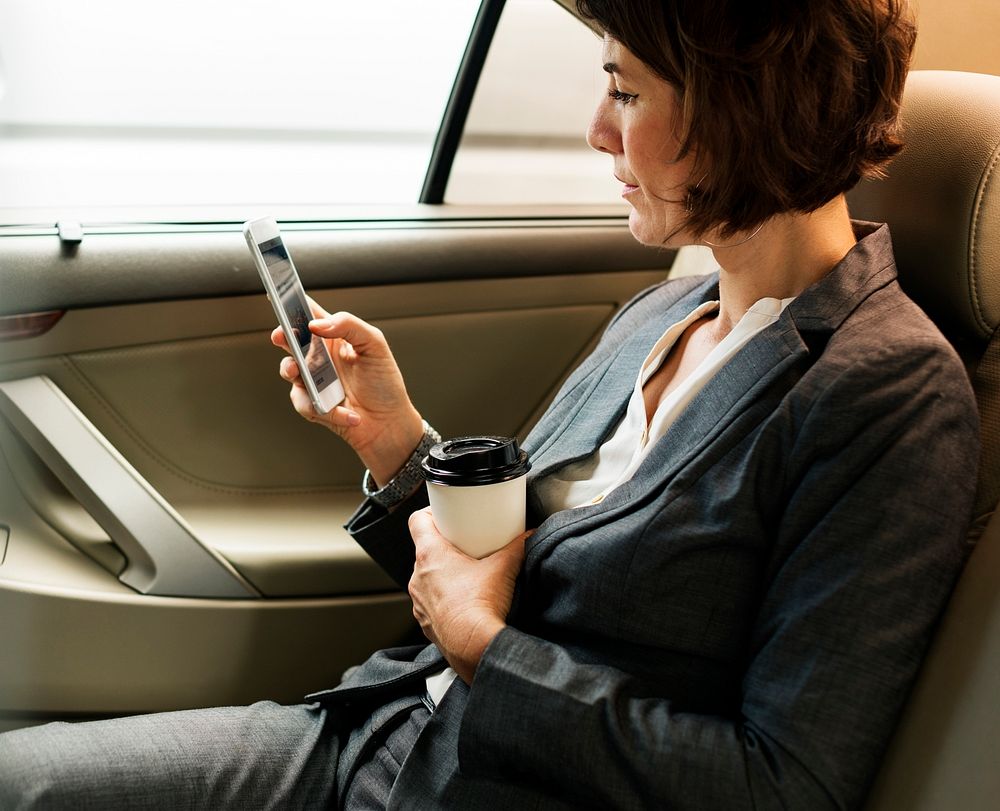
[608,88,638,105]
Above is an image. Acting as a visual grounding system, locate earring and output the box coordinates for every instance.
[684,172,765,248]
[701,222,765,248]
[685,174,706,213]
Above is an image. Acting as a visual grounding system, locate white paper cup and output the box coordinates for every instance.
[426,475,528,558]
[421,436,531,559]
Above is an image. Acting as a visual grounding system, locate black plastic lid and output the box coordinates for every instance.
[421,436,530,487]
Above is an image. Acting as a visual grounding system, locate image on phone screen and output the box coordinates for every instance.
[258,236,339,391]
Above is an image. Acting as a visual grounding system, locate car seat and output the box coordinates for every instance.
[846,70,1000,811]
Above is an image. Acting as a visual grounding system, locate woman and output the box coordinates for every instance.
[0,1,977,809]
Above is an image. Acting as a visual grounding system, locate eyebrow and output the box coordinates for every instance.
[603,61,636,84]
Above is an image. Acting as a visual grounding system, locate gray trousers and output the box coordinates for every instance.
[0,700,430,810]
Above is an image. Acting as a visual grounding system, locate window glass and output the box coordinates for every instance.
[447,0,623,207]
[0,0,480,219]
[452,0,1000,207]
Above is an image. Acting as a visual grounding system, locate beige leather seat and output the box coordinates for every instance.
[846,70,1000,811]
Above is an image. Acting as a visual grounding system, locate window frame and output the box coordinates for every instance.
[420,0,508,204]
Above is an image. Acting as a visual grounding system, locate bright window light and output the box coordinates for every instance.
[0,0,480,216]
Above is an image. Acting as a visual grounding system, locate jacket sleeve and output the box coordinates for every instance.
[456,344,979,810]
[344,485,429,589]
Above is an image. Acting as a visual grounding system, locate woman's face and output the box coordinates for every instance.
[587,37,698,247]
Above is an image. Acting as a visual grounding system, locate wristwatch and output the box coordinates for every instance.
[361,420,441,508]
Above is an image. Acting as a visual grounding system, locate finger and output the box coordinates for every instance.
[288,383,320,421]
[483,532,529,566]
[309,311,386,353]
[305,296,332,321]
[279,356,301,382]
[338,341,360,365]
[324,405,362,428]
[409,508,447,553]
[408,507,436,540]
[271,326,289,350]
[499,534,528,560]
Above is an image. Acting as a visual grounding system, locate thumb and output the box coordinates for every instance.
[309,312,384,352]
[494,530,531,562]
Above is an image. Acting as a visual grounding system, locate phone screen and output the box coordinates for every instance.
[258,236,339,392]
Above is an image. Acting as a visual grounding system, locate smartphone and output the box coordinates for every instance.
[243,216,345,414]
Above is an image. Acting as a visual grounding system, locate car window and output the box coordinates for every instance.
[446,0,622,206]
[0,0,480,222]
[447,0,1000,208]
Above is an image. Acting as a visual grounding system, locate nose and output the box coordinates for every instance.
[586,98,621,155]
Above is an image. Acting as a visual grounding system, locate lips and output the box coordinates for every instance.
[615,174,639,196]
[615,178,639,199]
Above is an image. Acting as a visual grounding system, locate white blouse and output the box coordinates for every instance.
[535,295,794,513]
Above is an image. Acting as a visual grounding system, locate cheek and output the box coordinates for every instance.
[623,116,689,192]
[624,145,671,196]
[621,129,650,179]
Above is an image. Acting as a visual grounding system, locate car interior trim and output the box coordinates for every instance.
[420,0,508,204]
[0,376,259,599]
[0,221,664,317]
[0,311,65,341]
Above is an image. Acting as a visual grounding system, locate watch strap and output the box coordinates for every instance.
[362,420,441,508]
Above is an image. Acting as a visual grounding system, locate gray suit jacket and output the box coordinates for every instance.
[309,222,979,810]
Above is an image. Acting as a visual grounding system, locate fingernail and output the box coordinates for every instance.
[346,412,361,426]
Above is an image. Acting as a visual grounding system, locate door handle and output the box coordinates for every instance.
[0,376,258,598]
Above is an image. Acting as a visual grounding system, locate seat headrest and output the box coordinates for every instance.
[847,70,1000,355]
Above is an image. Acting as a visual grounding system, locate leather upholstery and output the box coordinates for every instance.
[850,72,1000,527]
[848,70,1000,353]
[847,71,1000,811]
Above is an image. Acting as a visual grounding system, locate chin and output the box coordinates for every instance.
[627,209,660,246]
[628,208,686,248]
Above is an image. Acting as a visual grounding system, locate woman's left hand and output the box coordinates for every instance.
[407,508,529,685]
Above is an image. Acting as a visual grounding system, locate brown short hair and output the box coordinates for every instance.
[577,0,917,239]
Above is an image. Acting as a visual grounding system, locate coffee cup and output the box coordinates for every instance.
[421,436,531,559]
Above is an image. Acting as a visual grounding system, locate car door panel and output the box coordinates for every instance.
[0,214,672,728]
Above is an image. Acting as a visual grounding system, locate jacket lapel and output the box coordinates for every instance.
[524,318,809,558]
[524,221,899,554]
[526,274,720,483]
[624,319,808,499]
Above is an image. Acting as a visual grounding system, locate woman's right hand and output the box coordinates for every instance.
[272,301,424,486]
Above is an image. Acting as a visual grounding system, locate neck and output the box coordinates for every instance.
[704,195,857,335]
